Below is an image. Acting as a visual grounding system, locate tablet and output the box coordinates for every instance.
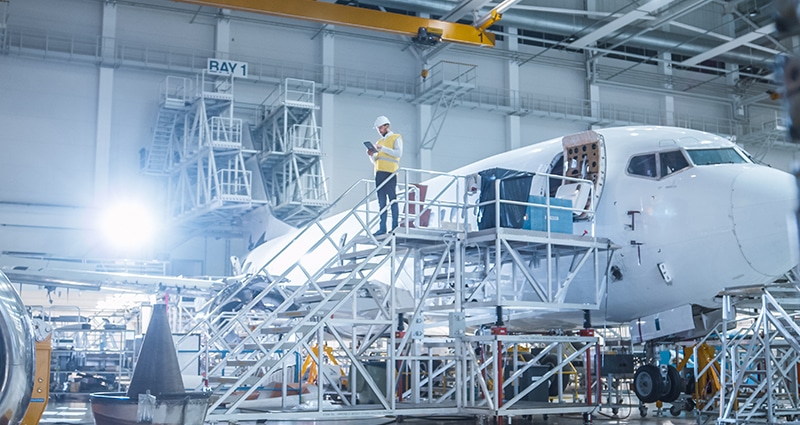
[364,141,378,152]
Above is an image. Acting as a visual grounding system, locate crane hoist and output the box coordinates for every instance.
[173,0,500,47]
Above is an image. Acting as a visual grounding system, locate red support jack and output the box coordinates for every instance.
[492,306,507,425]
[396,313,406,402]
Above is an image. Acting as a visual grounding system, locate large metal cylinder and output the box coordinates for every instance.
[0,270,35,424]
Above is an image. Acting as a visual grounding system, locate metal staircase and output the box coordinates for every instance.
[416,61,477,155]
[143,105,182,176]
[143,73,266,232]
[174,177,400,420]
[692,285,800,424]
[171,167,616,422]
[253,78,329,227]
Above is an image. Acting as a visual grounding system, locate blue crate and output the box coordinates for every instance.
[524,196,573,234]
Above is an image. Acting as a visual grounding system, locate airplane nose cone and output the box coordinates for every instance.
[731,166,799,276]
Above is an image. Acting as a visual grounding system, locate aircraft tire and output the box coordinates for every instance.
[660,365,683,403]
[633,364,663,403]
[541,355,569,396]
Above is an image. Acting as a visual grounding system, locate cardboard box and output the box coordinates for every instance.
[524,196,573,234]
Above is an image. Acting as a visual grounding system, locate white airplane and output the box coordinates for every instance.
[1,125,797,418]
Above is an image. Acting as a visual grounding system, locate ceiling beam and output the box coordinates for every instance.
[679,23,774,67]
[569,0,680,49]
[441,0,491,22]
[172,0,496,47]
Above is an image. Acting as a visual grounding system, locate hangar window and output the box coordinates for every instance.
[660,150,690,177]
[627,154,657,178]
[687,148,748,165]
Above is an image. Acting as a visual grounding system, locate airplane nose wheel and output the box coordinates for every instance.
[633,364,662,403]
[634,364,684,417]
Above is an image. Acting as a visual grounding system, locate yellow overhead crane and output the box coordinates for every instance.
[173,0,498,47]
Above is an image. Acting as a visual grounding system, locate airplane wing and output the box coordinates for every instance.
[1,267,224,295]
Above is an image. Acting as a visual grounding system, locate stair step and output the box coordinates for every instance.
[261,323,314,335]
[324,262,379,274]
[277,310,307,318]
[261,326,296,334]
[339,248,391,261]
[296,293,345,304]
[208,375,263,385]
[426,288,456,298]
[242,341,278,351]
[314,278,350,289]
[226,359,260,367]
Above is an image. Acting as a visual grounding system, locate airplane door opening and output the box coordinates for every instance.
[557,130,607,220]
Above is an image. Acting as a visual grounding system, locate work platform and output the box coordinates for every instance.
[174,166,616,423]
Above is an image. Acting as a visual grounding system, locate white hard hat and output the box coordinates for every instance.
[374,116,390,128]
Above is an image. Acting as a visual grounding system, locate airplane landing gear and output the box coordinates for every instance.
[634,364,685,418]
[633,364,662,403]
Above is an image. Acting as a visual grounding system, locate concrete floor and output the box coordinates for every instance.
[40,399,700,425]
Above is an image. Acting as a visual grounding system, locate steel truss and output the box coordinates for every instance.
[416,61,477,155]
[688,285,800,425]
[253,78,329,227]
[176,168,614,423]
[145,73,263,230]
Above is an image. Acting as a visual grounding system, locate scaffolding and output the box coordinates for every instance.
[144,73,265,230]
[253,78,329,227]
[416,61,477,155]
[687,285,800,424]
[172,164,615,423]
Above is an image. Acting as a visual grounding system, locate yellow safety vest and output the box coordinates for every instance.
[375,133,401,173]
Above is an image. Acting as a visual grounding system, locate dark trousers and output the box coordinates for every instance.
[375,171,398,232]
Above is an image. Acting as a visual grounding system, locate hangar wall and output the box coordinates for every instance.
[0,0,786,287]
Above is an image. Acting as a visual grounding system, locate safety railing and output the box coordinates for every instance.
[2,25,746,134]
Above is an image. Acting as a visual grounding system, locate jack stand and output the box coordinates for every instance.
[580,310,594,425]
[655,400,665,417]
[492,306,507,425]
[396,313,406,402]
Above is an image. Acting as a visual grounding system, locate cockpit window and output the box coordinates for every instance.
[627,154,657,178]
[686,148,748,165]
[628,150,691,179]
[660,150,690,176]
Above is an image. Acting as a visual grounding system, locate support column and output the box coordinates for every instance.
[585,1,601,129]
[586,60,603,128]
[321,29,336,187]
[660,52,675,126]
[505,27,521,151]
[94,1,116,203]
[215,8,231,59]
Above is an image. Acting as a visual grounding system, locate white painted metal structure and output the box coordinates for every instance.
[253,78,329,227]
[688,285,800,425]
[173,163,610,422]
[144,72,266,229]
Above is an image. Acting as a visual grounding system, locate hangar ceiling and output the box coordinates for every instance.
[331,0,781,104]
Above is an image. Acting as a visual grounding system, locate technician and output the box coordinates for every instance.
[367,115,403,236]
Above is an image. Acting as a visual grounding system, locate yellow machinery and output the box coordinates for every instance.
[172,0,497,47]
[302,345,345,386]
[21,319,53,425]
